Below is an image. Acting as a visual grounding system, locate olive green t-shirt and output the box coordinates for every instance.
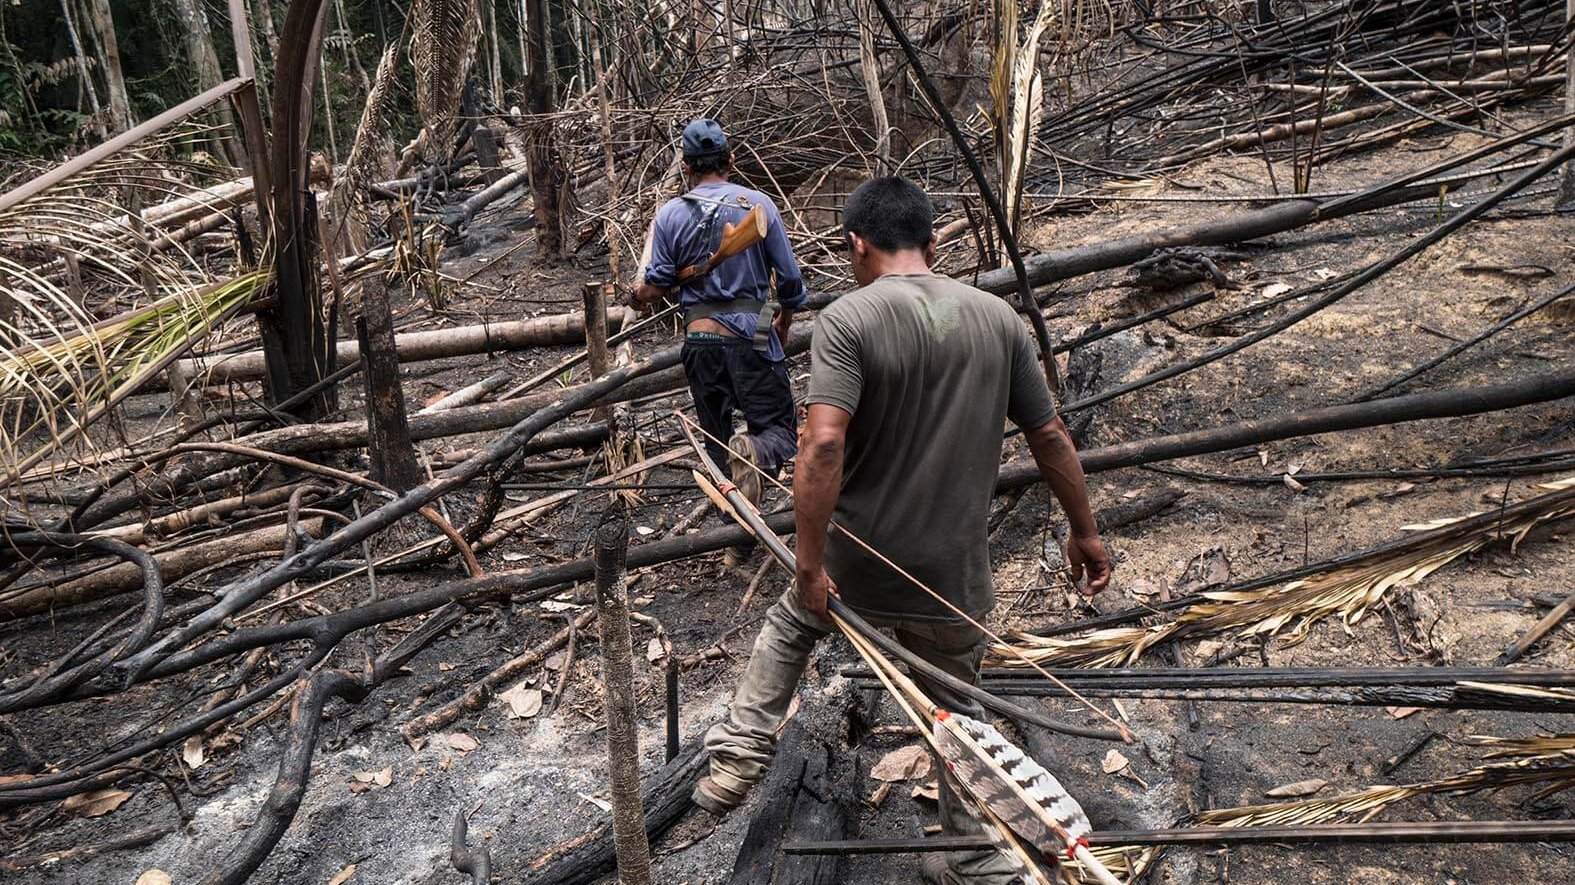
[805,273,1056,623]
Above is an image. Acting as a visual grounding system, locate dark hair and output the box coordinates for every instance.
[843,176,934,251]
[684,150,731,176]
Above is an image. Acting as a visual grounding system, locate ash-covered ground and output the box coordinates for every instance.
[3,123,1572,885]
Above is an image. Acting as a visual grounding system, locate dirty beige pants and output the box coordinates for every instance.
[704,588,1019,883]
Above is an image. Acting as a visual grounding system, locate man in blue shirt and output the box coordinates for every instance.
[633,119,806,506]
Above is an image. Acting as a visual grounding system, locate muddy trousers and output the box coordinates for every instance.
[703,589,1020,884]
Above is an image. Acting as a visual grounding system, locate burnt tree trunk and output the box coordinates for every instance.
[525,0,566,257]
[1559,0,1575,207]
[168,0,241,163]
[357,281,422,492]
[594,506,653,885]
[86,0,131,132]
[728,721,851,885]
[583,282,612,425]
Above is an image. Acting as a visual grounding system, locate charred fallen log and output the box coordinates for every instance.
[516,735,711,885]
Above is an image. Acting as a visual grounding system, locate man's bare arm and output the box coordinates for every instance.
[793,403,850,618]
[1022,416,1112,594]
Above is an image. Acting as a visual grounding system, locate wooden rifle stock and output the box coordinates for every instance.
[674,204,767,284]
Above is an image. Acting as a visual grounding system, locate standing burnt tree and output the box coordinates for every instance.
[524,0,569,258]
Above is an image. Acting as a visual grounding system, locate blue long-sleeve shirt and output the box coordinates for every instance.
[644,181,806,362]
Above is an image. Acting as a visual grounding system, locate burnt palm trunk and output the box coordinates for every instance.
[358,280,422,492]
[261,0,335,419]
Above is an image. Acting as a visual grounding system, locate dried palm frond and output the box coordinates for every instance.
[0,118,255,485]
[988,0,1020,169]
[999,478,1575,668]
[0,271,268,480]
[326,44,402,257]
[409,0,482,161]
[1001,6,1050,232]
[1198,734,1575,829]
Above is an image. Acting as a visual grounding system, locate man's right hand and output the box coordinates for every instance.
[794,565,838,621]
[631,282,669,313]
[1068,533,1113,596]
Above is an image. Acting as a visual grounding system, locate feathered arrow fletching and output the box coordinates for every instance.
[933,708,1093,852]
[962,798,1057,885]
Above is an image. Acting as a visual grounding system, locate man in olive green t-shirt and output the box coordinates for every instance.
[697,176,1112,885]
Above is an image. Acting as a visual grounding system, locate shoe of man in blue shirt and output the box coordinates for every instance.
[632,119,807,509]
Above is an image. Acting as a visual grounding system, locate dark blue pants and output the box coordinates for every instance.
[681,337,797,475]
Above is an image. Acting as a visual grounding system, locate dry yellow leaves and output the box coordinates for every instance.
[447,732,481,753]
[135,871,173,885]
[326,863,358,885]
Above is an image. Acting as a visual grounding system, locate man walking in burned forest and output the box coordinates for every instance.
[693,176,1114,885]
[633,119,806,519]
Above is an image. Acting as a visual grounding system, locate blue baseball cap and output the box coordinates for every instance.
[682,118,729,157]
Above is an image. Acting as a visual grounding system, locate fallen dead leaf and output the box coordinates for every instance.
[373,766,393,787]
[870,745,931,782]
[1387,706,1422,719]
[646,638,666,664]
[1101,749,1130,775]
[1282,474,1307,492]
[326,863,358,885]
[1380,482,1418,499]
[1260,282,1294,298]
[910,781,940,802]
[866,780,894,808]
[447,732,481,753]
[438,662,458,672]
[1265,778,1328,798]
[182,735,206,770]
[61,788,133,818]
[503,686,544,719]
[1127,578,1161,598]
[135,871,172,885]
[579,792,612,812]
[544,650,568,671]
